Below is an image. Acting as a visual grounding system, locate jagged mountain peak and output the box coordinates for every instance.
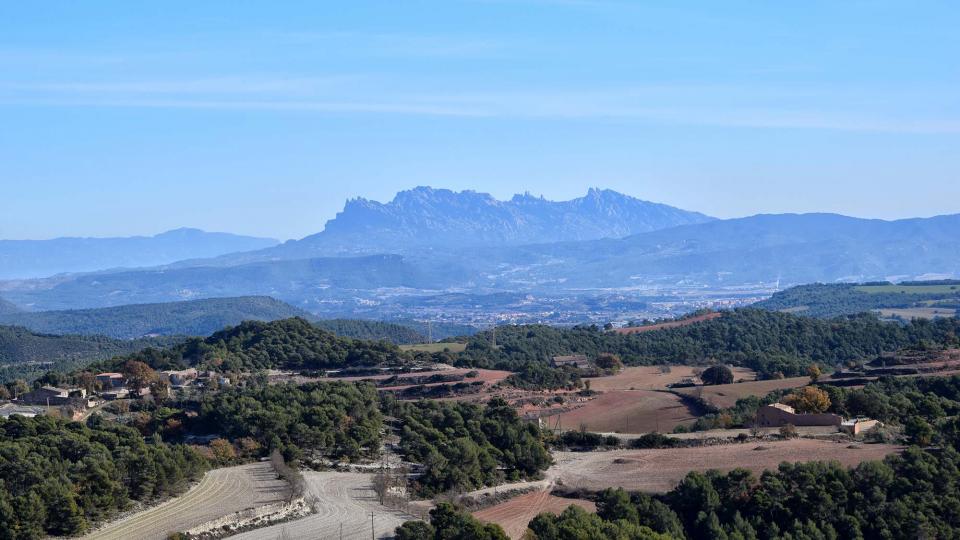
[278,186,713,257]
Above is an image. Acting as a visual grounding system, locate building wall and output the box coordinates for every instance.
[756,405,842,428]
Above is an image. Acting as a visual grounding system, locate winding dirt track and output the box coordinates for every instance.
[230,471,413,540]
[85,462,288,540]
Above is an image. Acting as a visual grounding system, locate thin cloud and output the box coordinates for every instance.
[1,82,958,134]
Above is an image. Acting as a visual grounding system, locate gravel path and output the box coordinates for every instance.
[230,471,414,540]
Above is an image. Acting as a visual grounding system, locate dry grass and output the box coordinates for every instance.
[473,491,596,540]
[550,440,903,493]
[548,390,698,434]
[675,377,810,409]
[399,342,467,353]
[611,312,722,335]
[877,307,957,320]
[587,365,756,392]
[85,462,289,540]
[230,471,413,540]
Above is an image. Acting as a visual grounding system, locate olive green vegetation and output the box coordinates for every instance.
[856,283,960,294]
[457,309,960,381]
[197,381,383,461]
[0,415,207,539]
[389,397,552,496]
[0,325,181,383]
[395,502,508,540]
[86,317,413,374]
[756,282,960,318]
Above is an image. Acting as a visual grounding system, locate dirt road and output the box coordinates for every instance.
[230,471,413,540]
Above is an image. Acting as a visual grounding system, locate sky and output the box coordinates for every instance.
[1,1,958,241]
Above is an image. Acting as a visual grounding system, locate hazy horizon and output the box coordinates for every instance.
[2,1,958,240]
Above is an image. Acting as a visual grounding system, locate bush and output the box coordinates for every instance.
[701,365,734,385]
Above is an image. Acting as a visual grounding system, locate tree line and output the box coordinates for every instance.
[456,309,960,380]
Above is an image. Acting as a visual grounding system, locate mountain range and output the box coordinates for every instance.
[0,228,278,280]
[0,188,957,317]
[181,187,713,265]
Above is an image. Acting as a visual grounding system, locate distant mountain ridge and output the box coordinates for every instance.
[0,228,279,280]
[225,187,714,261]
[4,212,959,315]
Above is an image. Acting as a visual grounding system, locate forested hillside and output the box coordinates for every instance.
[313,318,426,344]
[0,325,179,369]
[0,296,313,339]
[458,310,960,378]
[755,282,960,318]
[90,317,411,373]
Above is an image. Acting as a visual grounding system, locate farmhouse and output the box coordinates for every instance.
[18,386,86,406]
[755,403,842,428]
[0,403,45,418]
[840,417,882,435]
[161,368,199,387]
[551,355,592,369]
[96,372,125,388]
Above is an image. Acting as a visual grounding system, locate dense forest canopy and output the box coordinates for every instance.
[0,415,207,539]
[313,318,427,344]
[457,310,960,379]
[197,381,383,461]
[391,398,552,496]
[87,317,412,374]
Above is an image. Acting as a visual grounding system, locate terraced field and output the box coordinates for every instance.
[474,490,595,540]
[586,365,756,392]
[473,490,595,539]
[85,462,288,540]
[550,439,902,492]
[549,390,698,434]
[675,376,810,409]
[231,471,412,540]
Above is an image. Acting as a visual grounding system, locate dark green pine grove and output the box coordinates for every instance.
[197,381,383,461]
[391,398,553,496]
[0,415,206,539]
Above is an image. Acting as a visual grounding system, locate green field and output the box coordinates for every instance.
[399,342,467,353]
[855,284,960,294]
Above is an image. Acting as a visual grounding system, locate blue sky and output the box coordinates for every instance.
[1,1,958,240]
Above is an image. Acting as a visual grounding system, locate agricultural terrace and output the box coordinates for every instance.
[674,376,810,409]
[549,440,903,493]
[84,462,289,540]
[473,491,596,540]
